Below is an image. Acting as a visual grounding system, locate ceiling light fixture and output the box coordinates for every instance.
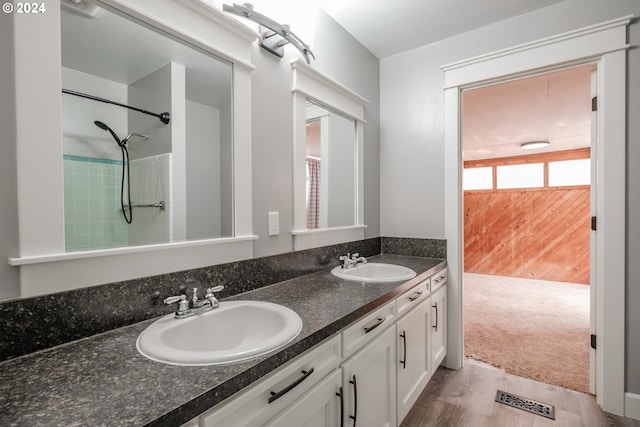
[520,140,550,150]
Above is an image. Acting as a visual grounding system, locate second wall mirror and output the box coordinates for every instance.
[291,59,368,250]
[305,99,357,230]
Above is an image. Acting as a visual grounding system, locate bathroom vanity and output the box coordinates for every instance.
[0,255,446,426]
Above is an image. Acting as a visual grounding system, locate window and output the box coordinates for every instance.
[496,163,544,189]
[463,167,493,190]
[549,159,591,186]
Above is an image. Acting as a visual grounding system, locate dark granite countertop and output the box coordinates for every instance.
[0,255,445,427]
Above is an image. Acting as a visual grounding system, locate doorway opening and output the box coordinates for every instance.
[461,65,594,393]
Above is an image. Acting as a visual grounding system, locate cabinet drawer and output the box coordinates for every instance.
[201,334,341,427]
[396,278,429,319]
[342,301,395,359]
[430,268,447,292]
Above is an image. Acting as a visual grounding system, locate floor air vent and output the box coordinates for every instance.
[495,390,556,420]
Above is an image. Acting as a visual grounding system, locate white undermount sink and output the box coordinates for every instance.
[331,263,417,283]
[136,301,303,366]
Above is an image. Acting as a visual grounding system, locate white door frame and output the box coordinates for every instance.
[442,16,630,416]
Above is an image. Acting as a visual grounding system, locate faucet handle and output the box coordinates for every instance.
[205,285,224,297]
[164,294,189,314]
[164,294,186,305]
[351,253,360,259]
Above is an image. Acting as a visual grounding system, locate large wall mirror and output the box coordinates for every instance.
[292,60,368,250]
[10,0,257,297]
[61,3,233,252]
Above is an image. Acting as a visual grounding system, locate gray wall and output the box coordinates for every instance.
[251,10,381,258]
[379,0,640,394]
[186,100,222,239]
[327,112,356,227]
[0,13,19,300]
[128,64,173,159]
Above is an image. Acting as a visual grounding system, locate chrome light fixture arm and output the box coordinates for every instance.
[223,3,315,64]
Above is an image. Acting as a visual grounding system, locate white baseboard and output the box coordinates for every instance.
[625,393,640,420]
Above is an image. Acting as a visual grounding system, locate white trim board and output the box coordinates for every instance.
[626,393,640,421]
[441,16,630,417]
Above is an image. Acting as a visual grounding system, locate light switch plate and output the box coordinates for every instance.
[268,211,279,236]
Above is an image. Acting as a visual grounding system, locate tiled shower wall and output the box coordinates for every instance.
[63,153,172,251]
[63,155,128,251]
[129,153,172,246]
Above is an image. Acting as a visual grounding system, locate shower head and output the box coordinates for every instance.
[94,120,121,146]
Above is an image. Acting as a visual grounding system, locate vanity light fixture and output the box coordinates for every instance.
[520,140,550,150]
[223,3,315,64]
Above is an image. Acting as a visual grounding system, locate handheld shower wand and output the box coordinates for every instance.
[94,120,122,146]
[93,120,150,224]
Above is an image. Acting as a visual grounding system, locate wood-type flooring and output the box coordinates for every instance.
[401,359,640,427]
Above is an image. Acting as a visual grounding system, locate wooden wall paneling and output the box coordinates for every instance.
[464,187,590,284]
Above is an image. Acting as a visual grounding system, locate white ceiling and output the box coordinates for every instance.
[318,0,589,161]
[321,0,567,59]
[61,7,232,109]
[462,65,594,161]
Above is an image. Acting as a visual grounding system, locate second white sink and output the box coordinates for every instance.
[137,300,302,366]
[331,263,417,282]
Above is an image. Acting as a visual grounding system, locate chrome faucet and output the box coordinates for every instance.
[164,285,225,319]
[339,253,367,269]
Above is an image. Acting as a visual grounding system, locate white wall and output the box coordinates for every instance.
[379,0,640,395]
[0,12,19,299]
[327,112,356,227]
[128,64,173,160]
[186,99,222,238]
[62,68,127,159]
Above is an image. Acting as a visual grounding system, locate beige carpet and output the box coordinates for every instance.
[464,273,590,394]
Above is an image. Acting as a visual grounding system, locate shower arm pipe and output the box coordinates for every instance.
[222,3,315,64]
[62,89,170,124]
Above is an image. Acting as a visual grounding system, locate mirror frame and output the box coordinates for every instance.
[10,0,258,297]
[291,59,368,250]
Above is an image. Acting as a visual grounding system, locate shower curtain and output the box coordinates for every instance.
[306,158,320,229]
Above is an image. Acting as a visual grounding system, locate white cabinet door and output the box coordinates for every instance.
[396,298,430,425]
[430,285,447,370]
[342,325,396,427]
[265,369,342,427]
